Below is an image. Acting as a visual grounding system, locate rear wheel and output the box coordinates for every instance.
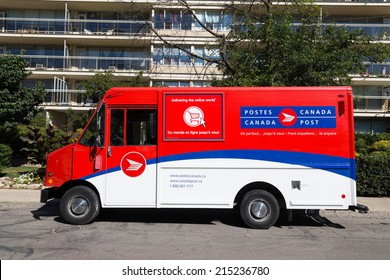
[240,189,280,229]
[60,186,100,225]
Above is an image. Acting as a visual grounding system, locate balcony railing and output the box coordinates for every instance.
[363,62,390,77]
[336,24,390,40]
[22,55,150,72]
[315,0,389,3]
[1,18,151,35]
[354,95,390,112]
[43,89,100,108]
[2,17,390,39]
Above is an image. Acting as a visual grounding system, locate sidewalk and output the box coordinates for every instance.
[0,189,389,212]
[0,189,40,203]
[356,197,390,212]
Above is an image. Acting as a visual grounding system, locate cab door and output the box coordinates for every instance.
[104,107,157,206]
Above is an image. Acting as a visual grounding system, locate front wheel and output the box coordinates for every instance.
[60,186,100,225]
[240,190,280,229]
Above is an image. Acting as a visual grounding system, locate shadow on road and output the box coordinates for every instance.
[31,199,61,220]
[31,200,345,229]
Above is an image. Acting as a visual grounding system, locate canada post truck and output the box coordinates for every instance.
[41,86,366,229]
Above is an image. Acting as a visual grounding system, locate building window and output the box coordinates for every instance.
[152,81,209,87]
[8,9,64,33]
[194,11,232,31]
[353,86,384,112]
[194,46,220,66]
[76,47,149,70]
[154,10,192,30]
[355,118,390,134]
[6,44,64,68]
[153,46,191,66]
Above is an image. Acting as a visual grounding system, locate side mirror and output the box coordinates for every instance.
[88,135,96,146]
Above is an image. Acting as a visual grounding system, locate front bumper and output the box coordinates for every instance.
[40,188,62,203]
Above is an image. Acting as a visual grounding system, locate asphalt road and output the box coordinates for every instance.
[0,200,389,260]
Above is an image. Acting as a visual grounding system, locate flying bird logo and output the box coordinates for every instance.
[126,159,143,171]
[278,108,297,126]
[281,113,296,123]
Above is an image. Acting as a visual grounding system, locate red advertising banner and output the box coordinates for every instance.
[164,93,224,141]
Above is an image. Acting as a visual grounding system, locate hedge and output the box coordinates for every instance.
[356,152,390,197]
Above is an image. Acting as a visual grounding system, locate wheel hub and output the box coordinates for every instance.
[250,200,269,219]
[70,197,89,215]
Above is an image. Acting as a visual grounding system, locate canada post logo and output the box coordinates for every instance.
[120,152,146,177]
[240,106,336,129]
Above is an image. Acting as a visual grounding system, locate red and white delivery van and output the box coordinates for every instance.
[41,86,366,229]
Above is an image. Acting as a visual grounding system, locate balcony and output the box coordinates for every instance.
[21,55,150,72]
[42,89,93,109]
[335,23,390,40]
[354,95,390,114]
[363,62,390,77]
[0,18,151,36]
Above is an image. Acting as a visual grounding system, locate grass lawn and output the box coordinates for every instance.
[1,165,40,178]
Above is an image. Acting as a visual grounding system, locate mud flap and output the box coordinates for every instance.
[349,204,369,214]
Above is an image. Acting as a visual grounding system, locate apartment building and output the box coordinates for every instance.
[0,0,389,132]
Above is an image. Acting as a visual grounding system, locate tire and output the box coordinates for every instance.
[240,189,280,229]
[60,186,100,225]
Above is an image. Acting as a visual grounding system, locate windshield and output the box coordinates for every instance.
[78,103,106,146]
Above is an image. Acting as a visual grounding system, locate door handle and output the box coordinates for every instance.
[108,146,112,157]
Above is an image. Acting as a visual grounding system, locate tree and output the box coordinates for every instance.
[80,71,148,103]
[214,0,390,86]
[0,52,45,126]
[0,52,46,156]
[0,144,12,172]
[64,109,94,133]
[121,0,389,86]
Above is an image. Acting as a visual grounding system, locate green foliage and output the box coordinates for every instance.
[355,133,390,155]
[371,140,390,153]
[215,0,390,86]
[0,52,46,157]
[62,109,93,143]
[82,71,114,103]
[356,153,390,197]
[15,111,82,176]
[0,52,46,126]
[70,128,84,144]
[20,124,74,168]
[64,109,94,133]
[355,133,390,196]
[116,71,149,87]
[0,144,12,172]
[80,71,148,102]
[0,124,25,157]
[1,165,39,178]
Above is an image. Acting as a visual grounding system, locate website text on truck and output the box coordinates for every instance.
[41,87,367,229]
